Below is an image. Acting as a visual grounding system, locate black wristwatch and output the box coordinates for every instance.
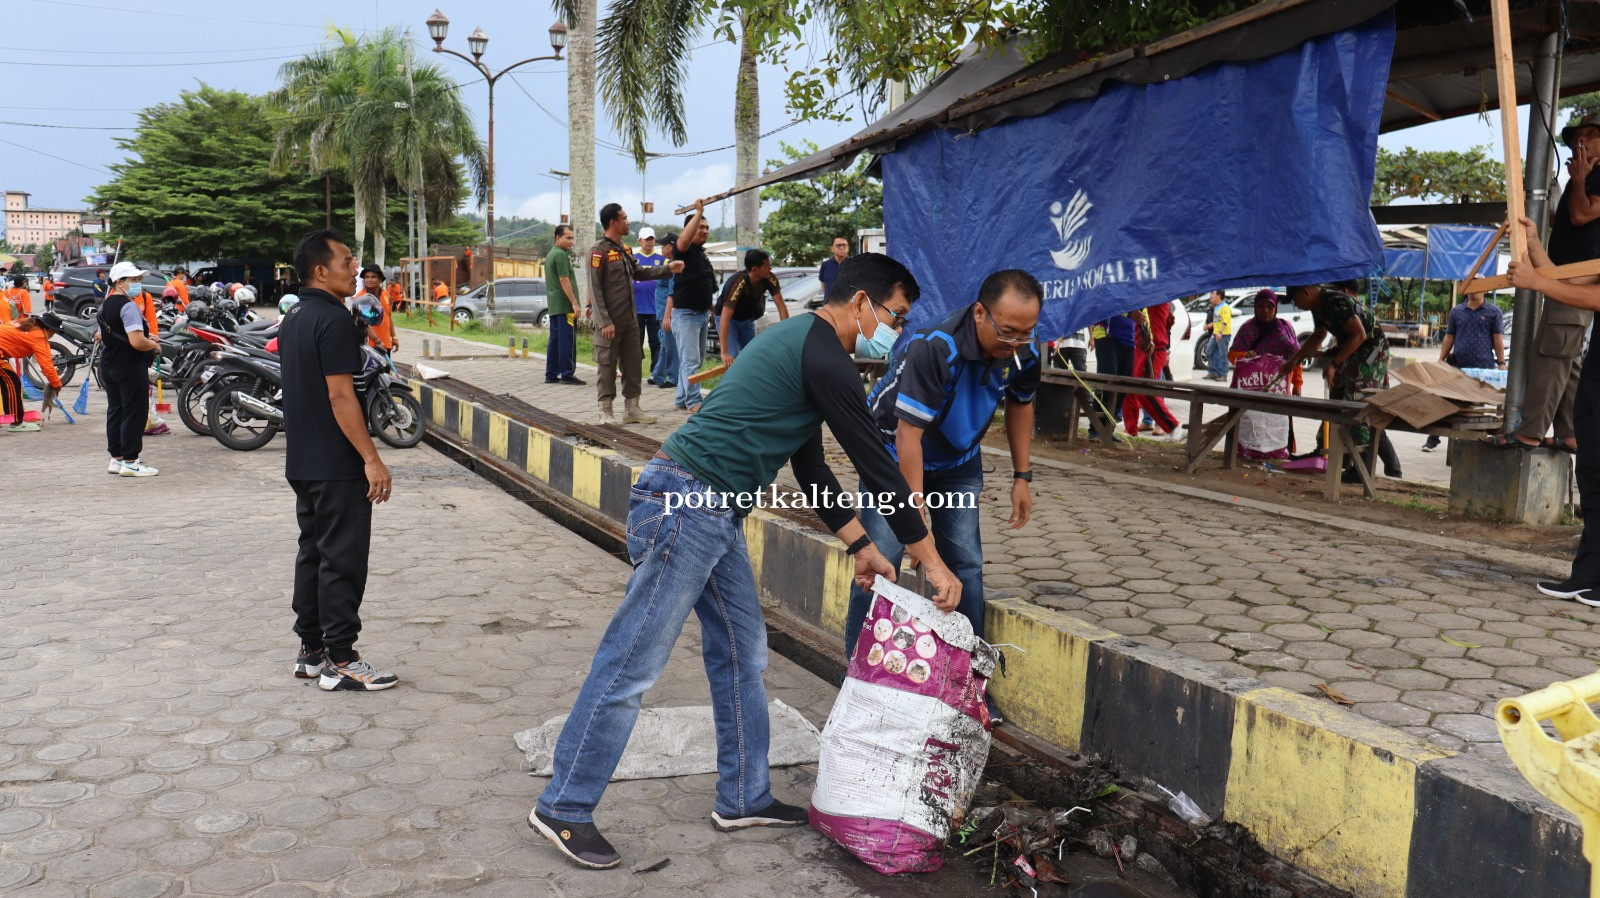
[1013,471,1033,483]
[845,535,872,556]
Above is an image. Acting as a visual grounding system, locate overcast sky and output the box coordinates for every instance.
[2,0,1554,232]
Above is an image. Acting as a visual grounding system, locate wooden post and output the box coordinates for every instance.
[1491,0,1526,263]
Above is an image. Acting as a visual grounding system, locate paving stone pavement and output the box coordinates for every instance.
[397,328,1598,764]
[0,411,1090,897]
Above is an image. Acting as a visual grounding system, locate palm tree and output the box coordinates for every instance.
[269,27,486,266]
[594,0,775,246]
[558,0,598,245]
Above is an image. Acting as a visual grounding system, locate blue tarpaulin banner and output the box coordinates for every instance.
[1381,225,1501,280]
[880,11,1395,340]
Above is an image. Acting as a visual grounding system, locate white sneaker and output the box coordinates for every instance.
[1168,425,1187,443]
[107,458,123,475]
[119,460,159,477]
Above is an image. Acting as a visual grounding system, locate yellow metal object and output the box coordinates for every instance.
[1497,670,1600,898]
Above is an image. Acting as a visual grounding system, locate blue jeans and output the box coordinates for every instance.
[725,319,756,358]
[537,458,773,822]
[652,309,679,385]
[1206,333,1231,379]
[546,312,576,380]
[843,456,986,660]
[673,309,709,409]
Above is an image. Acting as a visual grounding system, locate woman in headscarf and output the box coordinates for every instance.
[1227,289,1301,457]
[1229,289,1303,395]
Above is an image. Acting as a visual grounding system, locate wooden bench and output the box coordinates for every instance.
[1036,370,1499,502]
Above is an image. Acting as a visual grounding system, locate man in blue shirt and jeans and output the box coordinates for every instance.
[844,269,1042,713]
[1422,292,1505,451]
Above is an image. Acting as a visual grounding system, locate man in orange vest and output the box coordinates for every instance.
[170,268,191,310]
[354,266,397,352]
[383,276,403,315]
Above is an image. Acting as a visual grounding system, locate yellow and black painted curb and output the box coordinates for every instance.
[415,378,1589,898]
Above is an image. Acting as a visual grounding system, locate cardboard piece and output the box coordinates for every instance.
[1390,361,1505,407]
[1364,382,1462,429]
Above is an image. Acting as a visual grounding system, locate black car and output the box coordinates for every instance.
[52,264,171,319]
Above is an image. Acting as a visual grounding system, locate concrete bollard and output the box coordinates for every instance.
[522,337,530,359]
[508,336,517,359]
[420,340,431,360]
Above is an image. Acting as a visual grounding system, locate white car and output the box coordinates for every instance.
[1175,288,1323,377]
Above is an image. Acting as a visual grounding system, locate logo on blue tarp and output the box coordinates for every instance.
[1040,185,1161,302]
[1049,191,1093,271]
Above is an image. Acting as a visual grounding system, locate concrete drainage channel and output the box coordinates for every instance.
[411,374,1366,898]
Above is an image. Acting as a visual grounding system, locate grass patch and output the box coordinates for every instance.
[1379,494,1448,515]
[395,310,725,386]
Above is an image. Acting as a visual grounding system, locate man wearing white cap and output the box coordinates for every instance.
[632,227,664,382]
[98,261,164,476]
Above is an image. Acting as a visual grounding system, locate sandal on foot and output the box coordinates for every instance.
[1482,433,1537,451]
[1540,437,1578,454]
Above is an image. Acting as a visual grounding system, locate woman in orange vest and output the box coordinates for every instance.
[40,276,54,313]
[0,312,64,432]
[4,275,31,319]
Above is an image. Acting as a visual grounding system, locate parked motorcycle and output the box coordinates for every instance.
[205,342,423,452]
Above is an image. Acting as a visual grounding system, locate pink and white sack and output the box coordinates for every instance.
[809,575,1000,874]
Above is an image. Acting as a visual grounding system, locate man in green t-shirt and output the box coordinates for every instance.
[544,224,584,385]
[531,253,962,871]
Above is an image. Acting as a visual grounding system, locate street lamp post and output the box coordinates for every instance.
[426,9,567,320]
[543,169,570,223]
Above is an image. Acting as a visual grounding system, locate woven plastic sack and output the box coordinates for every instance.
[809,575,999,874]
[1230,353,1290,459]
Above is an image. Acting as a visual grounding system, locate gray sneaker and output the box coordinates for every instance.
[318,657,398,691]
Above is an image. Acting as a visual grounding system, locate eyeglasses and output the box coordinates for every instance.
[869,297,909,330]
[982,311,1036,345]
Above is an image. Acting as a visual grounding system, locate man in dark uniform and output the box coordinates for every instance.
[587,203,681,425]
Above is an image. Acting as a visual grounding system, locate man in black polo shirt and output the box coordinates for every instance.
[279,230,398,692]
[717,248,789,366]
[672,200,717,411]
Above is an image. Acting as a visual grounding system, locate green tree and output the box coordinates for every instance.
[758,140,881,265]
[269,27,486,266]
[593,0,795,245]
[36,244,54,272]
[1561,91,1600,126]
[1370,145,1506,205]
[90,85,356,263]
[733,0,1250,120]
